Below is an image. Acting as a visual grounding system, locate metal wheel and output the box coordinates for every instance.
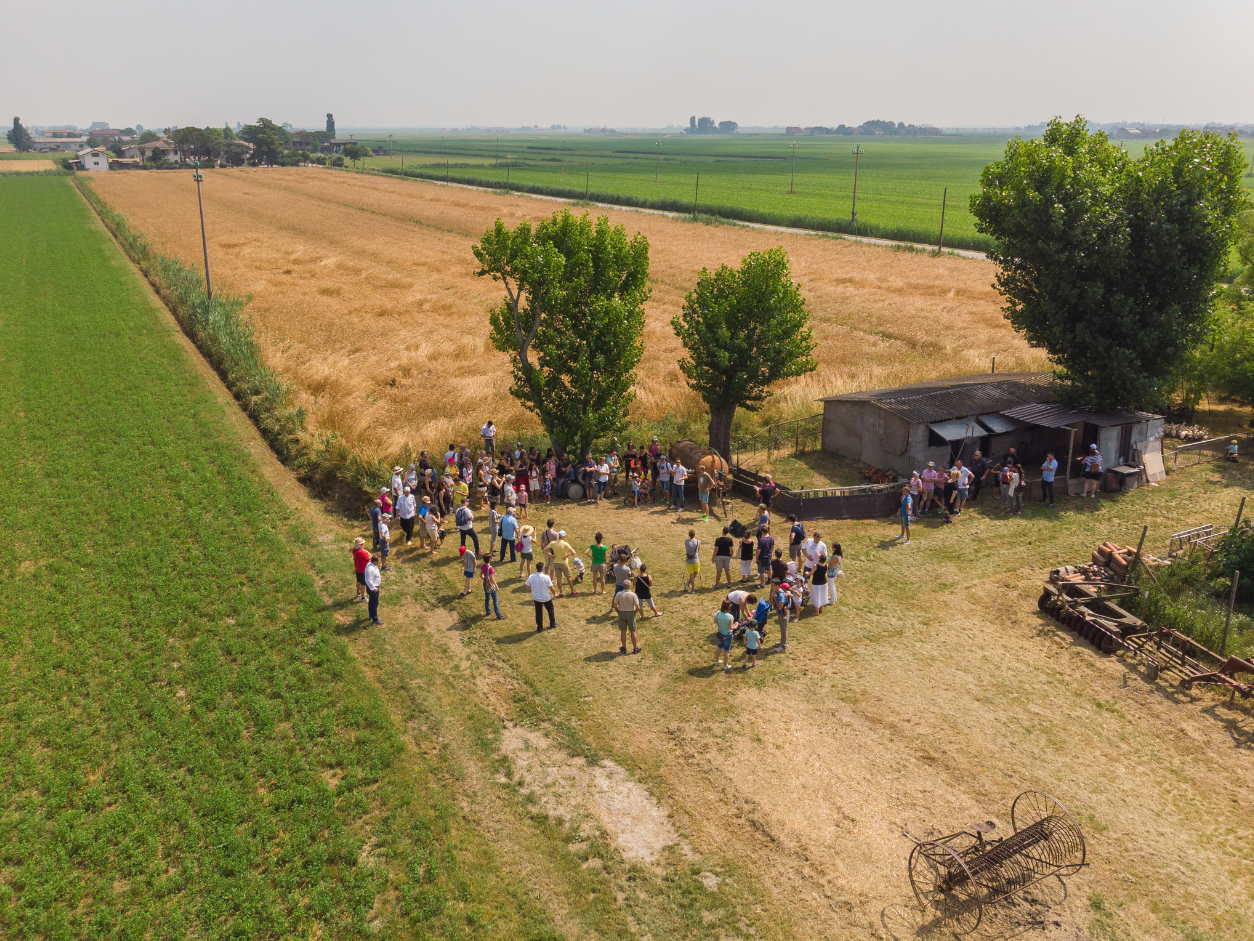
[907,841,984,934]
[1010,791,1086,873]
[1038,591,1053,611]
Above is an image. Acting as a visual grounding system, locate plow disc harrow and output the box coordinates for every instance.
[1039,572,1254,696]
[1124,627,1254,698]
[1037,581,1151,663]
[904,791,1086,934]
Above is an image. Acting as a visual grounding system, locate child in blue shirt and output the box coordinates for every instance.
[743,625,760,669]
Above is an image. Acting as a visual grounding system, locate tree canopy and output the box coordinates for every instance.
[342,143,365,167]
[7,118,33,152]
[239,118,291,166]
[971,116,1249,410]
[472,209,650,459]
[671,247,816,458]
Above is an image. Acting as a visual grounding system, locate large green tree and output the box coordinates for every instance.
[971,116,1249,410]
[671,247,816,459]
[239,118,290,166]
[7,118,33,152]
[473,209,650,459]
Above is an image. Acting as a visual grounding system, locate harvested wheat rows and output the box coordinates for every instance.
[88,168,1048,457]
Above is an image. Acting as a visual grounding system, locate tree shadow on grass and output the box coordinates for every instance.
[584,651,619,663]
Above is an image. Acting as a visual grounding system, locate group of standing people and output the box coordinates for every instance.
[896,445,1099,542]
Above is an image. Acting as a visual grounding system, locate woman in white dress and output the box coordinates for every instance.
[809,553,830,612]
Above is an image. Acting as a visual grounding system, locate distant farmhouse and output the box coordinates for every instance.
[75,148,110,172]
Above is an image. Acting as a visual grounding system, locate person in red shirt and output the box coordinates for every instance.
[352,537,371,602]
[379,489,394,516]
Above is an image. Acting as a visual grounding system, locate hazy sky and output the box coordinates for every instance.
[5,0,1251,130]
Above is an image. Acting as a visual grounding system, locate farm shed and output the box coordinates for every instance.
[819,372,1163,485]
[32,137,88,153]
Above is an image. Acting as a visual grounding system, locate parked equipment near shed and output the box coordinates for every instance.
[1123,628,1254,697]
[904,792,1086,934]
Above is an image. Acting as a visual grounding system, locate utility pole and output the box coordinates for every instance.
[851,145,864,226]
[389,133,393,158]
[191,162,212,301]
[694,172,700,217]
[937,186,948,252]
[789,141,797,194]
[655,140,660,183]
[585,171,589,199]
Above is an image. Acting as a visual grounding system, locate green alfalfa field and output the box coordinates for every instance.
[0,175,570,940]
[353,134,1254,251]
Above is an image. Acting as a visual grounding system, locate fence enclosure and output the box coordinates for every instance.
[1172,433,1252,468]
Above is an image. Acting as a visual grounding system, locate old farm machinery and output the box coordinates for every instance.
[1037,529,1254,698]
[904,792,1086,934]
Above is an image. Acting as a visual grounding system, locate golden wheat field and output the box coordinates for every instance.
[2,159,57,172]
[85,168,1048,456]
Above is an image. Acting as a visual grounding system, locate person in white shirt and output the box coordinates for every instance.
[396,487,418,544]
[802,532,827,574]
[377,516,392,571]
[596,459,610,503]
[481,420,496,453]
[364,554,383,625]
[526,563,557,631]
[658,458,672,497]
[391,466,404,503]
[953,460,974,514]
[670,461,688,511]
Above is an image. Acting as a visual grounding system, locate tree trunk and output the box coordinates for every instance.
[708,406,736,462]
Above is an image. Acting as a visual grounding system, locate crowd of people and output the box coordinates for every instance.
[353,429,841,667]
[892,445,1092,543]
[353,427,1112,661]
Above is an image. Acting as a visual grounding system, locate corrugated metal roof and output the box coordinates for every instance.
[929,419,983,441]
[820,373,1057,424]
[1000,403,1161,429]
[977,413,1017,434]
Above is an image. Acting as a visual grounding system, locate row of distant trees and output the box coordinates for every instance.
[686,116,738,135]
[471,118,1250,459]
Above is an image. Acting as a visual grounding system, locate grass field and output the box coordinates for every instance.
[357,135,1005,250]
[353,135,1254,251]
[317,401,1254,941]
[0,176,564,940]
[85,168,1046,467]
[18,169,1254,941]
